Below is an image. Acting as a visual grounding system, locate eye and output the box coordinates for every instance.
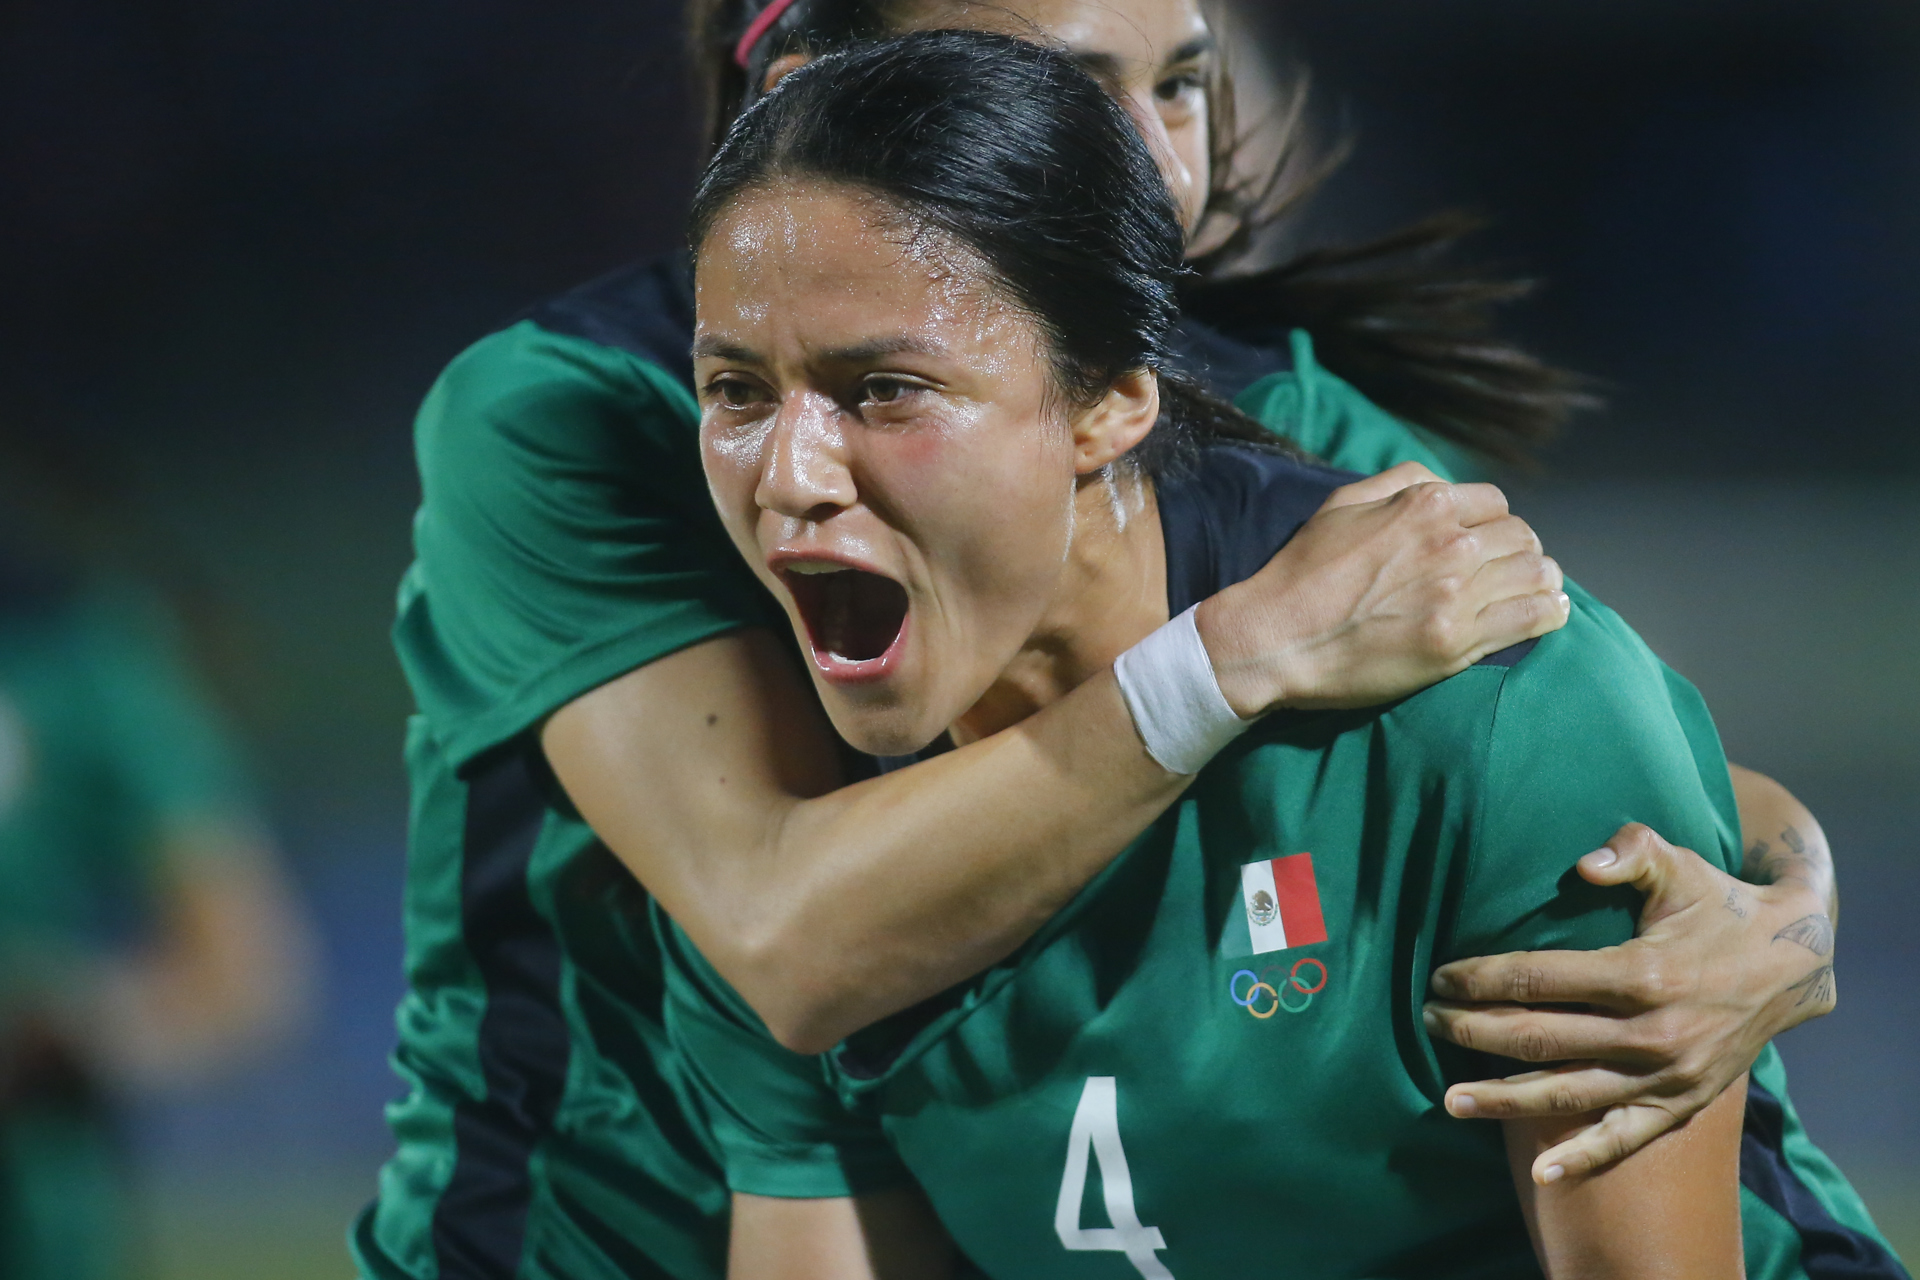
[1155,71,1204,102]
[706,374,769,411]
[860,375,924,407]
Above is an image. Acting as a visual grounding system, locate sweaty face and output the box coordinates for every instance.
[896,0,1215,231]
[695,182,1083,756]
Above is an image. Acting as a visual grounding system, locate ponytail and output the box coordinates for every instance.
[1187,70,1595,468]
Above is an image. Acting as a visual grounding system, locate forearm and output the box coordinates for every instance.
[1729,762,1836,924]
[550,634,1186,1052]
[744,674,1181,1047]
[83,831,317,1089]
[1508,1072,1747,1279]
[550,470,1565,1050]
[730,1192,952,1280]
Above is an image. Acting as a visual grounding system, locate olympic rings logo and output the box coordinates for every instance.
[1228,958,1328,1018]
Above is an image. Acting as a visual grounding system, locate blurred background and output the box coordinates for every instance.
[0,0,1913,1274]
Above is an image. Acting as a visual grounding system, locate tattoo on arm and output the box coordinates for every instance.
[1787,964,1835,1008]
[1774,913,1834,958]
[1746,832,1820,894]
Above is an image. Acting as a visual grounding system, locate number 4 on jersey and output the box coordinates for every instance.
[1054,1077,1174,1279]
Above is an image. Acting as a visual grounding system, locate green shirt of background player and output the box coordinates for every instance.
[360,0,1843,1275]
[0,446,315,1280]
[666,34,1895,1276]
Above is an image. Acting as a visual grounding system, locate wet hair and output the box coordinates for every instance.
[685,0,1592,467]
[689,29,1289,478]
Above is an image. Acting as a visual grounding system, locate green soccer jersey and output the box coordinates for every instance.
[658,445,1902,1280]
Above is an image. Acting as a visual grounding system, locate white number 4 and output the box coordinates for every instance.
[1054,1077,1174,1279]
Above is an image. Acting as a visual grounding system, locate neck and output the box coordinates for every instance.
[950,468,1168,745]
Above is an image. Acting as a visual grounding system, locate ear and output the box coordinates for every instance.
[762,52,810,93]
[1069,369,1159,476]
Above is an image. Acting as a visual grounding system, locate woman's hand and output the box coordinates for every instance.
[1197,462,1570,715]
[1426,803,1836,1185]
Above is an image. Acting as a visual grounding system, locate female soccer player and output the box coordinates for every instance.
[0,435,315,1280]
[665,32,1902,1278]
[358,2,1845,1276]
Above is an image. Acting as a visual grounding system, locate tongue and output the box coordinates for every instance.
[813,571,908,661]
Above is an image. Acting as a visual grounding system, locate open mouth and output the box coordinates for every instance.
[781,563,910,675]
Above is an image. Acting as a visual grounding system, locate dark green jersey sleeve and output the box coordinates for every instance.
[1443,584,1743,962]
[1236,330,1464,480]
[657,913,912,1200]
[393,320,777,767]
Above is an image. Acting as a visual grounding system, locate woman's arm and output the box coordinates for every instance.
[1429,774,1835,1181]
[548,470,1567,1052]
[81,822,318,1090]
[728,1192,954,1280]
[1507,1072,1748,1279]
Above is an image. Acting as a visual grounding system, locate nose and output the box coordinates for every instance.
[756,392,856,523]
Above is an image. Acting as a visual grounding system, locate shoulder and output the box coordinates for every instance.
[1157,445,1356,613]
[1165,314,1292,401]
[422,321,697,476]
[1446,583,1738,955]
[518,255,697,378]
[418,256,699,477]
[1235,330,1459,479]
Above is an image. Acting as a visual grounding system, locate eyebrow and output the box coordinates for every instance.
[690,336,757,362]
[689,335,946,364]
[1069,33,1216,86]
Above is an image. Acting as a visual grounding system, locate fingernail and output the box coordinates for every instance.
[1422,1007,1439,1032]
[1430,971,1457,997]
[1540,1164,1565,1184]
[1580,847,1617,871]
[1449,1094,1477,1117]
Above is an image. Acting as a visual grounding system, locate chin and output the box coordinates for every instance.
[815,685,946,759]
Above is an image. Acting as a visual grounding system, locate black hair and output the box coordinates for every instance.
[686,0,1592,467]
[689,29,1289,478]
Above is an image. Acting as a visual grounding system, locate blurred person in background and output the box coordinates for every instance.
[356,2,1866,1278]
[0,426,317,1280]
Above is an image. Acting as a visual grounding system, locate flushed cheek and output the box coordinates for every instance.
[870,447,1073,677]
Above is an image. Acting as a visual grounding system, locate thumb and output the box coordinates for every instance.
[1577,822,1716,920]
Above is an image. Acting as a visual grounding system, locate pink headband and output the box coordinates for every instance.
[733,0,802,69]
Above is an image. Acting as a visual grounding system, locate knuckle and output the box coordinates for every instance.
[1506,965,1551,1002]
[1546,1084,1588,1115]
[1407,482,1454,516]
[1617,822,1661,854]
[1440,529,1481,564]
[1420,611,1461,656]
[1513,1025,1560,1063]
[1628,958,1673,1006]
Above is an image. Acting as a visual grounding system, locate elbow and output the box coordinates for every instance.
[763,1010,845,1057]
[717,928,860,1056]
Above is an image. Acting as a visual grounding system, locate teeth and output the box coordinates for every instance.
[785,562,850,575]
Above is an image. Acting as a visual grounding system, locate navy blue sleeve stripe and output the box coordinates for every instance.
[1742,1079,1912,1279]
[431,748,571,1279]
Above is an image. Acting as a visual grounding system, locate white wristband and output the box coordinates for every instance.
[1113,605,1252,775]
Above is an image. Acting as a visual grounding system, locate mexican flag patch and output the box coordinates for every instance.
[1231,852,1328,956]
